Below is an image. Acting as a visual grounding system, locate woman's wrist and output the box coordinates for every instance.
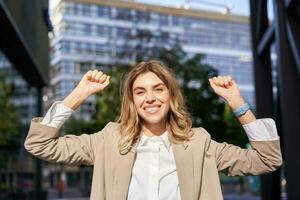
[226,95,256,124]
[62,88,89,110]
[226,95,245,110]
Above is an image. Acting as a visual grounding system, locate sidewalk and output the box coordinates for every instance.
[48,187,87,200]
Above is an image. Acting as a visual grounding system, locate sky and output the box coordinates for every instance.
[136,0,274,18]
[50,0,274,18]
[136,0,250,16]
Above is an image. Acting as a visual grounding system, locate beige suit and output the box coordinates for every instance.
[25,118,282,200]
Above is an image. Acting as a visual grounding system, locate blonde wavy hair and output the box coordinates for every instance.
[118,60,193,154]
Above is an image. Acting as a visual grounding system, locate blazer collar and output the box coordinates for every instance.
[171,127,208,200]
[113,145,136,200]
[139,130,171,151]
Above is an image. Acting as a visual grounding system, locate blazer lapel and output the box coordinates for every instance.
[113,147,136,200]
[172,142,195,200]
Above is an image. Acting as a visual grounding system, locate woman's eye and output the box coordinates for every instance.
[156,88,163,92]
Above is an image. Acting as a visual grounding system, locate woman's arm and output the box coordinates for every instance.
[24,70,111,165]
[207,76,282,175]
[211,138,282,176]
[24,118,105,165]
[201,127,282,176]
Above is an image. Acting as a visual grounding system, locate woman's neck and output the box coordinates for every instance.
[142,122,167,137]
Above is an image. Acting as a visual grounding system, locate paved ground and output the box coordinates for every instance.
[48,197,266,200]
[48,188,287,200]
[224,194,260,200]
[49,192,261,200]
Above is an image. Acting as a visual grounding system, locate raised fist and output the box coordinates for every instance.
[76,69,111,97]
[208,75,241,101]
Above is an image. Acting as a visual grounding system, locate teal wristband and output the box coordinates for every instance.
[233,102,250,117]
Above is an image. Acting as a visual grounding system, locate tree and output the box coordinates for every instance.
[64,116,94,135]
[91,64,131,132]
[0,73,22,168]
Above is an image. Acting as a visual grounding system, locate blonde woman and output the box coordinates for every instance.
[25,60,282,200]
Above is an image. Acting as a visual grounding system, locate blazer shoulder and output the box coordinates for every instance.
[106,121,120,129]
[191,127,211,140]
[101,122,121,137]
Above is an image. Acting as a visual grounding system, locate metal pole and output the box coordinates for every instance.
[273,0,300,199]
[34,86,44,200]
[249,1,281,199]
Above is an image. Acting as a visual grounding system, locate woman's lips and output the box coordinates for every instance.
[143,105,161,114]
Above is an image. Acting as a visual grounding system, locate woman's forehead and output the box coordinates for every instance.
[133,72,165,88]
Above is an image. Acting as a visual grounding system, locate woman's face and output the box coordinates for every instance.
[132,72,170,127]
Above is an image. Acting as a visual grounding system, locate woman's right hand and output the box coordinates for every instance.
[62,70,110,110]
[76,69,110,97]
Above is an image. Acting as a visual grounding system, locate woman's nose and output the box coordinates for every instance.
[145,91,156,103]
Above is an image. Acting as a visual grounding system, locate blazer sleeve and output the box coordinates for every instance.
[201,127,282,176]
[24,117,108,166]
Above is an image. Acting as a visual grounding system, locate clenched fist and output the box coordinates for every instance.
[208,75,241,102]
[76,69,111,97]
[62,70,110,110]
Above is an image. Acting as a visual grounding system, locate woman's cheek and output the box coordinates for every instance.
[134,96,144,107]
[157,93,170,102]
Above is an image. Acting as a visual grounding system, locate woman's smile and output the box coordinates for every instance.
[143,105,161,114]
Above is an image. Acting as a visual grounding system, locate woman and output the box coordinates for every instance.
[25,60,282,200]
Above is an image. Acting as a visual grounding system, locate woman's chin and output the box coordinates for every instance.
[142,117,166,126]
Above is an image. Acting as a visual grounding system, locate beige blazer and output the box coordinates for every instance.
[24,118,282,200]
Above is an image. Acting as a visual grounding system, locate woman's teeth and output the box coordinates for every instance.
[145,106,160,113]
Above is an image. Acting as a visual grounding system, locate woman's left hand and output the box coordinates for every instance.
[208,76,242,103]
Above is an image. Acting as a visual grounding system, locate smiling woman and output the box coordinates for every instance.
[118,61,192,154]
[24,60,282,200]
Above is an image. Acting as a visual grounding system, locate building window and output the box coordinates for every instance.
[159,14,169,26]
[95,25,110,37]
[116,27,131,38]
[172,16,183,26]
[60,61,75,74]
[96,6,111,18]
[83,23,92,35]
[62,41,71,53]
[115,8,132,20]
[136,11,151,23]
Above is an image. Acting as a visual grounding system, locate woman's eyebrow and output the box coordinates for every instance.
[153,83,165,88]
[133,83,165,91]
[133,86,145,91]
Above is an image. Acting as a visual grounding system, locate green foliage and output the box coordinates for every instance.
[91,65,131,132]
[0,73,22,168]
[220,105,248,146]
[64,116,94,136]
